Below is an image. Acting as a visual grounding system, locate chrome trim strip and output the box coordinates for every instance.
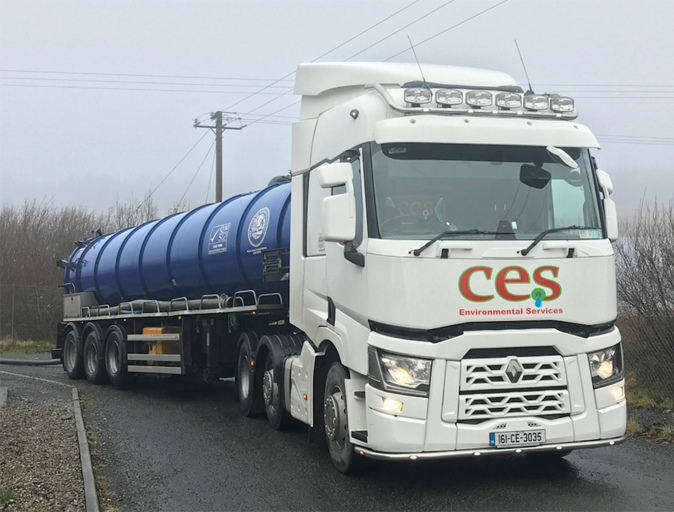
[365,83,579,120]
[354,436,625,460]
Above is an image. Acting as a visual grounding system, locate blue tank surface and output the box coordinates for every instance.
[62,181,291,306]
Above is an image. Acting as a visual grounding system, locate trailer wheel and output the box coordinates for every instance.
[324,362,360,474]
[262,353,289,431]
[105,328,130,388]
[236,333,263,416]
[63,329,85,380]
[83,330,107,384]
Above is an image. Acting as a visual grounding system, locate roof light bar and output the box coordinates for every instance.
[367,83,578,120]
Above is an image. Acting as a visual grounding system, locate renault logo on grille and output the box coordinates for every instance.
[505,359,524,384]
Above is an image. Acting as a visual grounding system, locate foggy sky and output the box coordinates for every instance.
[1,0,673,217]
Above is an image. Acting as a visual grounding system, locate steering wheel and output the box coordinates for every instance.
[380,212,444,235]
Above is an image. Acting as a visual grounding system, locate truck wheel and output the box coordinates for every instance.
[105,328,130,388]
[324,362,360,474]
[236,333,263,416]
[262,354,289,431]
[83,330,107,384]
[63,329,85,380]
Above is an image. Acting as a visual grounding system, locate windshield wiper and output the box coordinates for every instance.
[520,225,594,256]
[410,229,498,257]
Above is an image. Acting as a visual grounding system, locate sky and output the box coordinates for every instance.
[1,0,673,217]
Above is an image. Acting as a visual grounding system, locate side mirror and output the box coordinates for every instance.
[316,163,356,242]
[596,169,614,195]
[596,169,618,241]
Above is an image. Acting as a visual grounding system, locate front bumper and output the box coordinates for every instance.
[356,436,625,460]
[357,326,627,456]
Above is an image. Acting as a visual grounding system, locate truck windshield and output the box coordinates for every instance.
[370,143,603,240]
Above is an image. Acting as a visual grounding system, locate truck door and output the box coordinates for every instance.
[323,151,369,373]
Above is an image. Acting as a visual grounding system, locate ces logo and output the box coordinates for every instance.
[459,266,561,305]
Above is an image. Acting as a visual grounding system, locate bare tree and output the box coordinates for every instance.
[616,200,674,403]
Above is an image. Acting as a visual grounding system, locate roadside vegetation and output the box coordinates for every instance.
[0,487,17,508]
[0,338,54,355]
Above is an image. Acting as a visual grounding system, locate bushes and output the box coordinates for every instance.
[616,202,674,404]
[0,196,162,341]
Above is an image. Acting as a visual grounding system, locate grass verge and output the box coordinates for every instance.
[0,486,16,507]
[85,420,120,512]
[0,337,54,355]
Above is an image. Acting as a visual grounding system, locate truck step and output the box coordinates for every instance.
[127,334,180,342]
[127,365,182,375]
[127,354,181,362]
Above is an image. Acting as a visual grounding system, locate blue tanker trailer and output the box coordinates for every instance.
[62,180,291,308]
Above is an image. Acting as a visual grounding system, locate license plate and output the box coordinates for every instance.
[489,429,546,448]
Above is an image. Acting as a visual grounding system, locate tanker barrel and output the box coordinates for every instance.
[63,182,292,308]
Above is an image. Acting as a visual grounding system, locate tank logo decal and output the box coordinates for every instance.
[248,207,270,248]
[208,223,231,254]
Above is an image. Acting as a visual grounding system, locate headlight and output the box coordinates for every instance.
[550,95,575,112]
[436,89,463,106]
[368,348,432,396]
[466,90,493,107]
[588,343,623,387]
[495,92,522,108]
[524,94,549,110]
[404,88,432,105]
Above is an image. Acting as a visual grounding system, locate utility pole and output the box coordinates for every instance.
[194,111,244,203]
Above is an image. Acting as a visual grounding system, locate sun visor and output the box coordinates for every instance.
[374,116,600,148]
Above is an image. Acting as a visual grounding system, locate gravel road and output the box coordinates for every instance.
[3,362,674,512]
[0,370,84,512]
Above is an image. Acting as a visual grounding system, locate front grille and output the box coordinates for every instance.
[461,356,566,391]
[459,390,570,420]
[455,355,571,422]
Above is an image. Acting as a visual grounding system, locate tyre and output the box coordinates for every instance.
[324,362,361,474]
[83,330,107,384]
[262,353,289,431]
[526,449,573,460]
[236,333,263,416]
[104,327,131,388]
[63,329,85,380]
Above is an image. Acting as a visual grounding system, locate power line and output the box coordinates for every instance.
[536,84,674,88]
[595,134,674,141]
[244,100,302,128]
[227,0,420,115]
[205,147,217,204]
[0,69,294,82]
[344,0,457,61]
[574,96,674,99]
[178,140,216,206]
[598,140,674,146]
[137,131,210,211]
[224,111,297,120]
[384,0,510,61]
[0,83,289,94]
[0,76,292,89]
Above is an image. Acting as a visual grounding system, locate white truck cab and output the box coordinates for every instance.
[286,62,625,472]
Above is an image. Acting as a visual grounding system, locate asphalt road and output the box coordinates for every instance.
[2,363,673,512]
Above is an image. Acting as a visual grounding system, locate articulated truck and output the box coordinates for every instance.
[54,62,626,473]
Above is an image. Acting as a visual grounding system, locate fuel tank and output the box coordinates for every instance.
[62,181,291,306]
